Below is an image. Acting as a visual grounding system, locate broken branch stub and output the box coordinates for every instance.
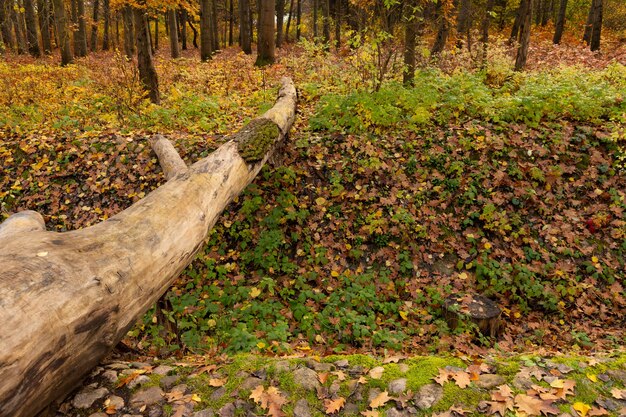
[0,77,296,417]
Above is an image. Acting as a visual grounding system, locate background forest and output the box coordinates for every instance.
[1,0,625,360]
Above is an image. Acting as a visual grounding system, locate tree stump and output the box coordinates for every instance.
[443,293,501,338]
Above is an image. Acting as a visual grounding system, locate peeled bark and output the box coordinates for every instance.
[0,77,297,417]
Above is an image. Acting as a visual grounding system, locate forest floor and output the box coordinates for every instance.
[1,32,626,416]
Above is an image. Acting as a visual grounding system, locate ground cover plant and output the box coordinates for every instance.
[1,37,625,363]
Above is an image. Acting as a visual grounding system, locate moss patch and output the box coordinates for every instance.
[234,118,280,163]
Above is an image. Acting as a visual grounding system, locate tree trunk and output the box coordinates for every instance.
[238,0,251,53]
[24,0,41,56]
[180,8,187,50]
[74,0,87,56]
[552,0,567,44]
[589,0,602,51]
[211,0,218,51]
[541,0,552,25]
[255,0,275,66]
[514,0,532,71]
[134,7,159,104]
[200,0,213,60]
[285,0,294,42]
[154,17,158,49]
[321,0,329,44]
[480,0,495,63]
[403,0,419,85]
[313,0,318,38]
[52,0,72,65]
[510,1,522,42]
[123,5,134,57]
[295,0,301,40]
[0,77,297,417]
[12,5,27,54]
[102,0,110,50]
[0,0,15,51]
[38,0,52,53]
[582,0,593,45]
[228,0,233,45]
[167,8,179,58]
[431,0,450,55]
[90,0,99,51]
[334,0,340,48]
[276,0,284,47]
[455,0,471,49]
[188,17,198,47]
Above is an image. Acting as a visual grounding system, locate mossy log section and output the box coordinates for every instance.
[443,293,502,338]
[0,77,297,417]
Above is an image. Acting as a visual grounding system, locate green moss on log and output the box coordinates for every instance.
[234,118,281,163]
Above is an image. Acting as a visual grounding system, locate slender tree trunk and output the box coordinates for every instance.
[589,0,602,51]
[134,7,159,104]
[534,0,541,25]
[211,0,218,51]
[188,17,198,47]
[276,0,284,47]
[154,17,158,49]
[480,0,495,63]
[90,0,99,51]
[541,0,552,25]
[38,0,52,53]
[295,0,301,39]
[228,0,233,45]
[180,8,187,49]
[102,0,109,49]
[123,5,135,57]
[510,1,522,42]
[552,0,566,44]
[0,0,15,51]
[52,0,72,65]
[200,0,212,59]
[514,0,532,71]
[255,0,275,66]
[455,0,470,49]
[285,0,294,42]
[115,13,120,46]
[167,8,179,57]
[23,0,41,56]
[313,0,318,38]
[74,0,87,56]
[403,0,419,85]
[334,0,341,48]
[12,5,27,54]
[238,0,251,53]
[431,0,450,55]
[582,0,593,44]
[321,0,329,44]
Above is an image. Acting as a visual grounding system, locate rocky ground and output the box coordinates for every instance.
[53,351,626,417]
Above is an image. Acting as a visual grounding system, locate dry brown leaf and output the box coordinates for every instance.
[588,407,609,416]
[383,355,404,364]
[369,391,391,409]
[324,397,346,414]
[434,368,454,385]
[266,387,287,417]
[514,394,547,416]
[611,388,626,400]
[333,370,347,381]
[453,371,472,388]
[369,366,384,379]
[360,411,379,417]
[318,372,329,384]
[209,377,227,387]
[250,385,267,408]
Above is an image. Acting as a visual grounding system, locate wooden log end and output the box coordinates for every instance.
[149,135,188,180]
[0,210,46,239]
[443,293,502,338]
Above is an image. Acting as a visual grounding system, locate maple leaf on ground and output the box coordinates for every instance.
[250,386,287,417]
[318,371,329,384]
[479,400,514,416]
[360,411,379,417]
[434,368,455,385]
[369,391,391,408]
[514,394,548,416]
[587,407,609,416]
[555,379,576,399]
[324,397,346,414]
[452,371,472,388]
[492,384,514,401]
[208,377,227,387]
[611,388,626,400]
[250,385,268,408]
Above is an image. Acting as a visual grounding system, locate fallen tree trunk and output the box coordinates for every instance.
[0,77,297,417]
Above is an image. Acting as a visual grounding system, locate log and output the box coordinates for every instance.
[0,77,297,417]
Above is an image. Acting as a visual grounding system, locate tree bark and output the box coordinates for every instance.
[285,0,294,42]
[431,0,450,55]
[589,0,602,51]
[200,0,213,60]
[552,0,567,44]
[211,0,218,51]
[24,0,41,56]
[153,16,158,49]
[167,8,179,58]
[403,0,419,85]
[0,0,15,51]
[514,0,532,71]
[295,0,301,40]
[102,0,110,49]
[582,0,593,45]
[510,0,522,42]
[0,77,297,417]
[180,8,187,50]
[228,0,233,45]
[11,5,27,54]
[313,0,318,38]
[74,0,88,56]
[334,0,341,48]
[255,0,275,66]
[480,0,496,63]
[455,0,471,49]
[38,0,52,53]
[276,0,284,47]
[52,0,72,65]
[238,0,251,53]
[134,7,159,104]
[321,0,329,44]
[90,0,99,51]
[123,5,135,58]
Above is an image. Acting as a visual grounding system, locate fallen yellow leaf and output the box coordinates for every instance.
[573,402,591,417]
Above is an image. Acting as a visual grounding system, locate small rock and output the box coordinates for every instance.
[607,370,626,385]
[293,399,312,417]
[475,374,506,389]
[368,388,382,403]
[414,384,443,410]
[398,364,409,374]
[240,377,264,391]
[210,387,226,401]
[193,409,215,417]
[90,367,104,377]
[72,387,109,409]
[107,362,129,370]
[386,408,409,417]
[171,402,195,417]
[596,397,621,411]
[343,402,360,415]
[388,378,407,394]
[160,375,181,390]
[106,395,125,410]
[131,362,151,369]
[218,402,235,417]
[102,370,118,383]
[130,386,165,409]
[153,365,174,375]
[274,360,291,372]
[251,369,267,380]
[127,375,151,389]
[148,406,163,417]
[306,360,333,372]
[512,374,533,390]
[329,381,341,396]
[293,367,320,391]
[334,359,349,369]
[171,384,189,394]
[88,413,108,417]
[348,365,366,377]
